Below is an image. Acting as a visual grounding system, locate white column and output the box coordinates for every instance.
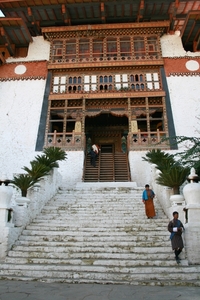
[183,168,200,264]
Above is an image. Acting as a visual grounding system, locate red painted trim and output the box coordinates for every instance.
[0,60,48,81]
[164,57,200,76]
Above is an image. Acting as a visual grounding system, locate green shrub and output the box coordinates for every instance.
[11,174,38,197]
[22,161,51,180]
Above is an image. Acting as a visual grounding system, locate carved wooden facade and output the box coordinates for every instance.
[43,22,171,152]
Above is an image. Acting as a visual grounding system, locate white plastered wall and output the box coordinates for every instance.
[0,79,46,178]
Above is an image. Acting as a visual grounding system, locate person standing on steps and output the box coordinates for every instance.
[142,184,156,219]
[168,211,184,263]
[89,148,97,167]
[92,144,101,156]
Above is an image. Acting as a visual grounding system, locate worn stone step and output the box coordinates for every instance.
[23,229,169,239]
[40,206,165,211]
[11,245,173,254]
[4,257,188,267]
[1,265,200,283]
[6,251,181,261]
[18,234,170,243]
[34,213,169,223]
[0,274,199,287]
[14,239,172,248]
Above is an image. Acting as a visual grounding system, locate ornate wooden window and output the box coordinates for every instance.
[120,37,131,58]
[66,39,76,61]
[79,38,90,61]
[52,40,63,62]
[107,38,117,58]
[50,34,161,63]
[147,36,159,58]
[133,37,145,59]
[93,38,103,59]
[51,70,161,94]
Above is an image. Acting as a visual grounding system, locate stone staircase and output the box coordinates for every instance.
[0,183,200,286]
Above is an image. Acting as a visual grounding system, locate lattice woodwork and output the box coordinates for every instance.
[130,98,146,105]
[86,98,128,109]
[46,27,165,41]
[68,99,83,107]
[148,97,163,105]
[51,100,65,107]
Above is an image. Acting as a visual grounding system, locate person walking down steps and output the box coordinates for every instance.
[168,211,184,264]
[89,148,97,167]
[142,184,156,219]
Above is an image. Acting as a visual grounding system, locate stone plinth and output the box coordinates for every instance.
[183,177,200,264]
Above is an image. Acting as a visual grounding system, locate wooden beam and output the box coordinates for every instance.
[0,51,6,65]
[137,0,144,22]
[180,11,200,38]
[20,18,33,42]
[27,7,41,35]
[0,26,15,56]
[100,2,105,24]
[169,0,179,31]
[193,28,200,51]
[61,4,71,26]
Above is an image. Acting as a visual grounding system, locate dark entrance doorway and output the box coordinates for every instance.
[101,144,113,153]
[85,112,128,153]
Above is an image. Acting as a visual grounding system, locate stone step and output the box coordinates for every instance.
[4,257,188,267]
[0,275,199,287]
[39,209,165,216]
[14,239,172,248]
[18,234,170,242]
[1,265,200,285]
[6,251,179,261]
[38,211,167,218]
[41,203,163,208]
[10,245,173,254]
[31,219,168,225]
[57,192,143,197]
[22,226,171,234]
[26,220,167,227]
[39,204,164,212]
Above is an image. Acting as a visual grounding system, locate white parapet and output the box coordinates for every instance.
[182,170,200,264]
[0,168,62,260]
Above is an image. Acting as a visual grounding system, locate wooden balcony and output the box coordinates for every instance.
[128,130,170,150]
[45,131,85,151]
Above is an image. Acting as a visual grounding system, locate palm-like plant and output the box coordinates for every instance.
[43,147,67,163]
[156,165,190,194]
[143,149,190,194]
[34,155,59,169]
[142,149,175,169]
[22,161,51,180]
[11,174,38,197]
[11,147,67,197]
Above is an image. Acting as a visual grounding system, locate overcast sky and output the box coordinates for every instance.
[0,10,5,17]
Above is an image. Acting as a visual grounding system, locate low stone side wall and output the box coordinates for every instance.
[0,168,62,260]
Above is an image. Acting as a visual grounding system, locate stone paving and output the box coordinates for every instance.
[0,281,200,300]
